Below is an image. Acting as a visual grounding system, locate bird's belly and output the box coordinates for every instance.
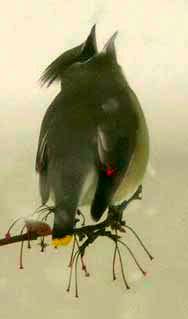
[78,166,98,207]
[112,117,149,204]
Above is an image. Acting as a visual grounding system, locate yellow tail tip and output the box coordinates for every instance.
[52,235,73,248]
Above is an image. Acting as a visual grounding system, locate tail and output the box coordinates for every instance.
[52,206,76,247]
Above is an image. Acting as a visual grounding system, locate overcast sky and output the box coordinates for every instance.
[0,1,188,319]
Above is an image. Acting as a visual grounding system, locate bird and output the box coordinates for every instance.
[35,25,149,247]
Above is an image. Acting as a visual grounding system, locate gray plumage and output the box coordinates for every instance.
[36,26,149,240]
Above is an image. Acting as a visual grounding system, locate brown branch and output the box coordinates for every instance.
[0,185,144,248]
[0,232,38,246]
[0,185,154,296]
[0,215,111,247]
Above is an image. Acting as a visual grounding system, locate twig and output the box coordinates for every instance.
[0,232,38,246]
[0,185,153,295]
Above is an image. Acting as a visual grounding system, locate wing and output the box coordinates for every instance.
[91,96,138,221]
[35,99,58,204]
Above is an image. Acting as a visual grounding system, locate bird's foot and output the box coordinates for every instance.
[108,205,125,232]
[108,185,143,232]
[74,209,86,227]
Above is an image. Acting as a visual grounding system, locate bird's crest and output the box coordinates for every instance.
[40,25,97,87]
[102,31,118,62]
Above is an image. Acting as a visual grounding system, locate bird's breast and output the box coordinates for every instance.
[112,100,149,204]
[78,164,98,207]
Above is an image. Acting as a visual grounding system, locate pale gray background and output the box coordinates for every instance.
[0,0,188,318]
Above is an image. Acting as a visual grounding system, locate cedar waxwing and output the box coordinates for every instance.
[36,26,149,247]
